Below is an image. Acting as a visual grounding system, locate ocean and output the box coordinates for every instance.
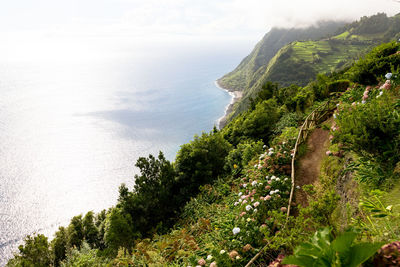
[0,38,251,264]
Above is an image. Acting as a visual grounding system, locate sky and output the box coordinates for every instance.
[0,0,399,60]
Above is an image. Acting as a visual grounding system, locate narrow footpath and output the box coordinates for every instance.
[294,127,329,207]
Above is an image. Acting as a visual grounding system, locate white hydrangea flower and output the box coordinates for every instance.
[220,250,226,254]
[245,205,252,211]
[251,181,257,186]
[232,227,240,235]
[238,192,243,197]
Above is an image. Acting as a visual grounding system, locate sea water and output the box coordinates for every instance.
[0,38,250,264]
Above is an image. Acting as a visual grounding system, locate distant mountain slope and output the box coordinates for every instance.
[221,13,400,124]
[218,21,346,91]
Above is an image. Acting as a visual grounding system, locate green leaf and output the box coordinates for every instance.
[312,228,332,251]
[294,243,322,258]
[372,213,388,218]
[346,242,384,267]
[282,255,322,267]
[370,209,382,213]
[331,230,357,254]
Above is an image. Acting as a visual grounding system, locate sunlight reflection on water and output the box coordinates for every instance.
[0,40,245,264]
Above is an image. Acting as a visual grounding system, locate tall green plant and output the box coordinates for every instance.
[282,228,383,267]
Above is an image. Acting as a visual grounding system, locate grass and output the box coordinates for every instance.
[291,40,370,74]
[333,31,350,40]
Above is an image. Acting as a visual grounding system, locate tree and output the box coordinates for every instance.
[104,208,136,255]
[82,211,99,248]
[51,227,68,266]
[117,152,177,236]
[67,215,84,249]
[175,131,232,197]
[95,210,108,250]
[7,234,52,267]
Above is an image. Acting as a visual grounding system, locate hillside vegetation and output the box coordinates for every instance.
[222,13,400,124]
[218,21,346,91]
[8,39,400,266]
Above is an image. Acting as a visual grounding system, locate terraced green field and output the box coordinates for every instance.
[291,40,369,74]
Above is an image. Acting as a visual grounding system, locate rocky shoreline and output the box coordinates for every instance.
[215,80,242,129]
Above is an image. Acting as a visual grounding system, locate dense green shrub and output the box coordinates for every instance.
[224,140,264,174]
[346,158,389,187]
[327,79,350,93]
[292,85,315,112]
[346,41,400,84]
[7,234,52,267]
[334,94,400,170]
[272,112,302,136]
[175,131,232,196]
[223,99,280,145]
[249,81,279,109]
[276,84,301,111]
[61,242,110,267]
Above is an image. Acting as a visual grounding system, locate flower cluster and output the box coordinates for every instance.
[236,174,290,214]
[373,241,400,266]
[361,85,371,104]
[256,143,293,175]
[379,80,391,90]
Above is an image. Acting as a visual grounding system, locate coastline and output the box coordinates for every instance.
[215,80,243,129]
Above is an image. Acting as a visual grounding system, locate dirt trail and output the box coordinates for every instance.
[294,127,329,207]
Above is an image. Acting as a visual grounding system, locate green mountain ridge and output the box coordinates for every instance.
[218,21,347,91]
[221,13,400,124]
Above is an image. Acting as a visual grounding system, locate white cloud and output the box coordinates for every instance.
[0,0,399,42]
[104,0,400,38]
